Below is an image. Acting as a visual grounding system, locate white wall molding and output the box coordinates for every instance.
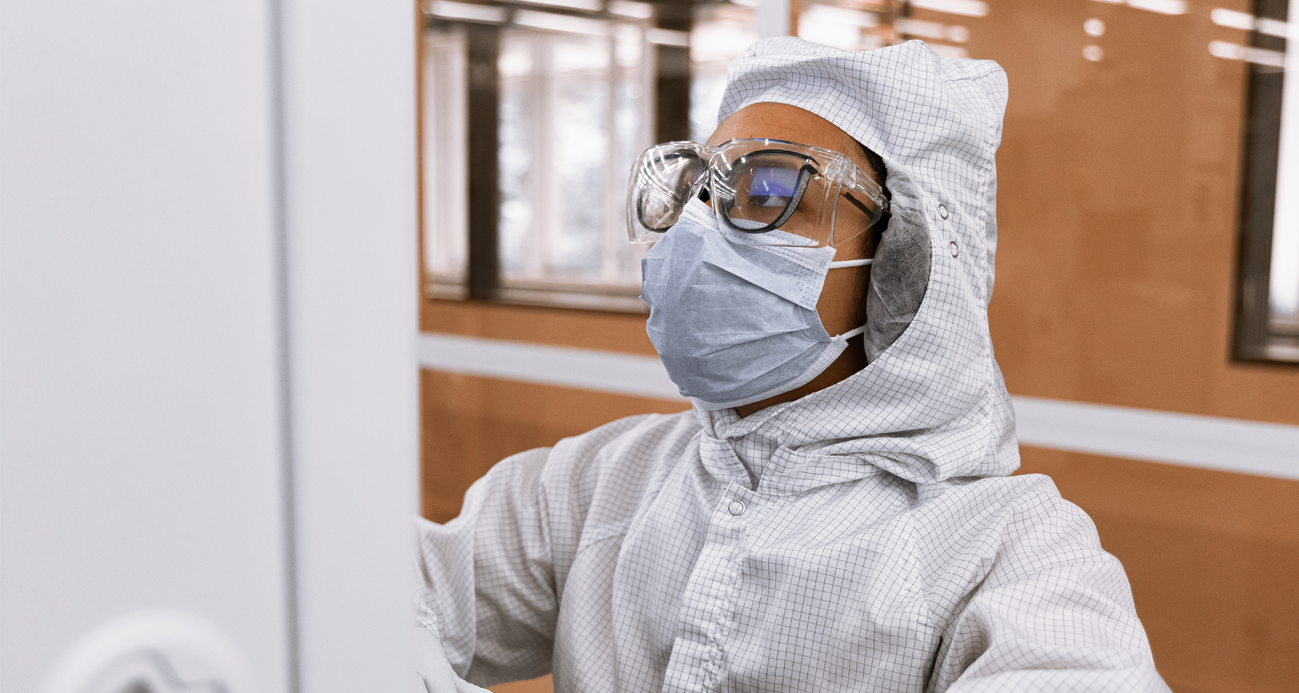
[419,332,682,400]
[1012,396,1299,481]
[419,332,1299,481]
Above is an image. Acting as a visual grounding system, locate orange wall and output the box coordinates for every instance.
[972,0,1299,426]
[1022,448,1299,693]
[418,300,686,522]
[420,367,687,522]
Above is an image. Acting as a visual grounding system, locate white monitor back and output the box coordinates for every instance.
[0,1,419,691]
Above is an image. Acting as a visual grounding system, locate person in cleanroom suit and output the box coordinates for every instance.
[416,38,1170,692]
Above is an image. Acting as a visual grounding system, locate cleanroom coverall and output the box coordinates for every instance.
[417,39,1170,693]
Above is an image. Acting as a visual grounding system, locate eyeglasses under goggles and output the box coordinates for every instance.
[627,138,889,248]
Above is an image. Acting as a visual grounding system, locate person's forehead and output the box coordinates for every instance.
[706,102,872,175]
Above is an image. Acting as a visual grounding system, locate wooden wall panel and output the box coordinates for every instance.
[420,369,689,523]
[421,298,658,356]
[972,0,1299,426]
[1019,447,1299,693]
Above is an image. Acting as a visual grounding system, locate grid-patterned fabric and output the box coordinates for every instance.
[703,404,785,486]
[417,39,1169,693]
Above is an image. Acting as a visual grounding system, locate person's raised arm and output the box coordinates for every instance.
[416,447,558,689]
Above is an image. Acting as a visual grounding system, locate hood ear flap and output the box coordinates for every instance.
[864,170,931,363]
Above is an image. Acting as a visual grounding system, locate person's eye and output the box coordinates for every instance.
[751,194,793,208]
[747,167,798,207]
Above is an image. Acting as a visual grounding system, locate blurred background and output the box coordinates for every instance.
[2,0,1298,692]
[417,1,1299,693]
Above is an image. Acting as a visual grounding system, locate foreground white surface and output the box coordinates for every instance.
[1,0,420,690]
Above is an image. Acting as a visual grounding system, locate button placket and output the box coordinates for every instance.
[663,481,754,692]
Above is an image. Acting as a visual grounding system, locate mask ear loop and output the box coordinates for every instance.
[829,258,872,268]
[835,324,867,340]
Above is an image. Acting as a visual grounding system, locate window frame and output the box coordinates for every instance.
[420,1,695,315]
[1233,0,1299,364]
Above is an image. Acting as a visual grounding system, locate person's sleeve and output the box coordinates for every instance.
[930,486,1172,693]
[415,447,558,689]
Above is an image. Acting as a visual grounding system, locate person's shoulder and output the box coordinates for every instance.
[541,409,700,501]
[537,409,701,553]
[916,471,1065,511]
[547,409,701,487]
[549,409,700,469]
[909,472,1107,594]
[911,472,1088,543]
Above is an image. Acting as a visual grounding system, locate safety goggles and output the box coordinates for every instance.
[626,138,888,248]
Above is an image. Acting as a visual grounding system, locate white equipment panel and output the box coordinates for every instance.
[0,0,419,691]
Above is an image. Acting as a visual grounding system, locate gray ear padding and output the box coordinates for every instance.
[864,173,930,363]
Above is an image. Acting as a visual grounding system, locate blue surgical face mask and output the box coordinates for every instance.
[640,199,870,411]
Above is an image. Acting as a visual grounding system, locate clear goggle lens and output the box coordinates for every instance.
[627,139,887,248]
[632,151,705,232]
